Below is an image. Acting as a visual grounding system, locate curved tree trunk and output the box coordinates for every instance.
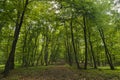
[98,28,114,70]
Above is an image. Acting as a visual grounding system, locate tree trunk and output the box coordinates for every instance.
[88,27,97,69]
[3,0,29,76]
[36,42,45,66]
[64,21,72,66]
[83,15,88,69]
[22,26,30,67]
[70,15,80,69]
[98,28,114,70]
[44,26,49,66]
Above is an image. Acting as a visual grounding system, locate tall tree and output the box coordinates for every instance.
[98,28,114,70]
[70,13,80,69]
[88,25,97,69]
[3,0,29,76]
[83,14,88,69]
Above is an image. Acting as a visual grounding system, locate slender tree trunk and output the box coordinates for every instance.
[64,21,72,66]
[44,26,49,66]
[96,41,101,66]
[3,0,29,76]
[83,15,88,69]
[36,42,45,66]
[65,40,72,66]
[70,15,80,69]
[31,34,39,66]
[22,38,27,67]
[98,28,114,70]
[22,26,30,67]
[88,27,97,69]
[44,37,49,66]
[67,44,72,66]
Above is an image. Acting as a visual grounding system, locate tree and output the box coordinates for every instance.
[98,28,114,70]
[3,0,29,76]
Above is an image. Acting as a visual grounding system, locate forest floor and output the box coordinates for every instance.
[0,65,120,80]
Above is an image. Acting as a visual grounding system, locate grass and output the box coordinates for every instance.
[0,65,120,80]
[79,69,120,80]
[0,65,51,80]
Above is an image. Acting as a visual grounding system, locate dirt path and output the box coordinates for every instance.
[19,65,81,80]
[1,65,120,80]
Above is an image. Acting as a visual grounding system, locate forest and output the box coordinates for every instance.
[0,0,120,80]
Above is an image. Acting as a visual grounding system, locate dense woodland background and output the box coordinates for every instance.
[0,0,120,79]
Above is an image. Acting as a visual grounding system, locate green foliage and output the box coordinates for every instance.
[0,0,120,75]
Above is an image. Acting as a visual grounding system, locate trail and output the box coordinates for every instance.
[20,65,80,80]
[1,65,119,80]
